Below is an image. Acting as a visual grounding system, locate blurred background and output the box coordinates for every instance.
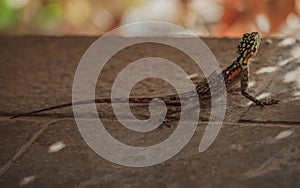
[1,0,300,37]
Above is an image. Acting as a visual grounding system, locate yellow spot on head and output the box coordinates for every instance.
[237,32,260,57]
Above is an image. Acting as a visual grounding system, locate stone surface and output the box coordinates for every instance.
[0,36,299,187]
[0,120,42,166]
[1,119,299,187]
[239,40,300,123]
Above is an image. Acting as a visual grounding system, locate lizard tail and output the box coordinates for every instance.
[10,96,182,119]
[10,99,110,119]
[11,102,74,119]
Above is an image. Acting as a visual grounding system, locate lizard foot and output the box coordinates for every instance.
[257,99,280,106]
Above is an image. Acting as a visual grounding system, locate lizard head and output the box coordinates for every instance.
[236,32,261,62]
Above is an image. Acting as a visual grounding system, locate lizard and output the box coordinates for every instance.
[10,32,279,119]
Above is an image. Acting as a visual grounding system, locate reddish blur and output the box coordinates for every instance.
[1,0,300,37]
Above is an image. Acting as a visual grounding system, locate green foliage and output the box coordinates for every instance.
[0,0,19,29]
[37,2,63,29]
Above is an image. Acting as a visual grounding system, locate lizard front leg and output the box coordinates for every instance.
[240,66,279,106]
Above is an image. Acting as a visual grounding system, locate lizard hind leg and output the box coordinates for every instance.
[159,107,182,128]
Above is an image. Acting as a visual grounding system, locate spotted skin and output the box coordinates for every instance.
[195,32,278,106]
[11,32,278,119]
[236,32,279,106]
